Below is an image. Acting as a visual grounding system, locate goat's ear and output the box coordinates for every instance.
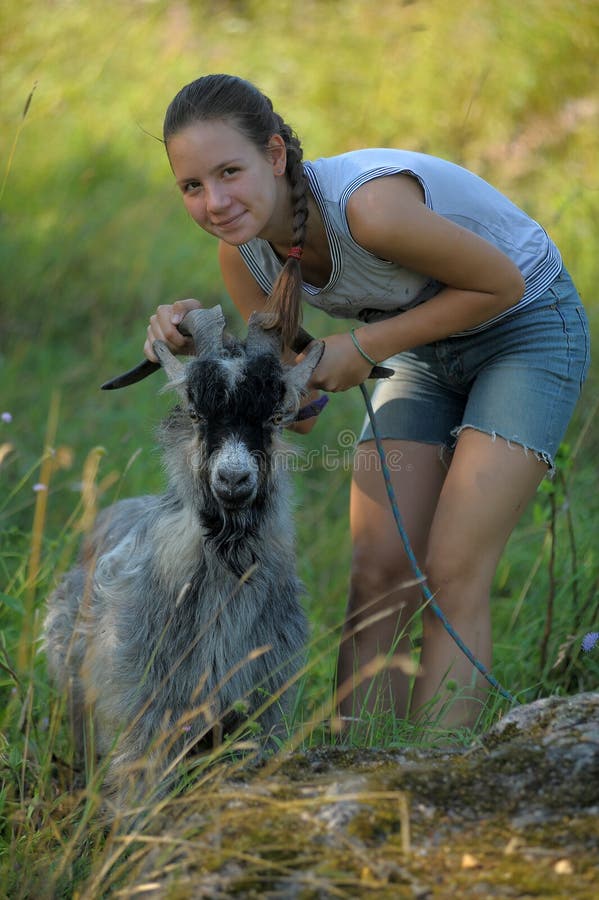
[153,341,187,395]
[284,340,325,395]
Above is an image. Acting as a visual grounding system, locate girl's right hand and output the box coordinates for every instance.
[144,298,203,362]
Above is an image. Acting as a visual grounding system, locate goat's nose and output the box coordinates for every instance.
[213,466,257,506]
[212,441,258,506]
[216,467,251,491]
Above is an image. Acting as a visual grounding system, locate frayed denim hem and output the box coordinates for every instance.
[451,424,555,478]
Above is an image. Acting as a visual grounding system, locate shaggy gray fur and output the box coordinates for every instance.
[44,307,323,813]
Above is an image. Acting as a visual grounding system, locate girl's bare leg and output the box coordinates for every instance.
[337,440,448,721]
[338,430,547,728]
[411,428,546,726]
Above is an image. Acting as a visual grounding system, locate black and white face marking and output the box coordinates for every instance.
[185,351,286,512]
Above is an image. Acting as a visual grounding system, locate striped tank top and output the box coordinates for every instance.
[238,149,562,335]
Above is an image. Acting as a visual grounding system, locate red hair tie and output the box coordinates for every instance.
[287,245,303,261]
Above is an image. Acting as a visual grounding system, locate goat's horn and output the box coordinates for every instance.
[179,305,226,357]
[153,340,186,384]
[245,311,282,356]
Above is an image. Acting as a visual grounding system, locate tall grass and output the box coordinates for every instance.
[1,0,598,894]
[1,377,597,895]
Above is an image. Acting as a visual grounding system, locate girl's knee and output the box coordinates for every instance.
[422,545,494,624]
[352,536,409,588]
[424,531,499,591]
[423,550,465,592]
[349,539,422,623]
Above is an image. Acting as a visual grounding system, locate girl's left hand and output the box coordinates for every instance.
[303,332,374,392]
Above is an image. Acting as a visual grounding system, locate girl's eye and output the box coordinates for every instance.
[222,167,239,178]
[183,181,202,193]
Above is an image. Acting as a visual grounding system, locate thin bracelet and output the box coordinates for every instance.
[350,328,378,367]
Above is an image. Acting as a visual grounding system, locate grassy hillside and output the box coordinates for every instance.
[1,1,598,892]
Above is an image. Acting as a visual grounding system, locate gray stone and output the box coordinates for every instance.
[104,692,599,898]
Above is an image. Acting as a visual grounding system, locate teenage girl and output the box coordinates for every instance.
[145,74,589,728]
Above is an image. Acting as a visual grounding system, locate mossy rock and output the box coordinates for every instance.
[94,693,599,898]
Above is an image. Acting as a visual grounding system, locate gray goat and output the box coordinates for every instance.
[44,306,323,810]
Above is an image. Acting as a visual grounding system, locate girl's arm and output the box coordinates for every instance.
[143,243,272,361]
[310,174,526,392]
[218,240,270,321]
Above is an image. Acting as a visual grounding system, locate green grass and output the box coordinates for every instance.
[2,371,598,884]
[1,0,599,894]
[2,354,596,895]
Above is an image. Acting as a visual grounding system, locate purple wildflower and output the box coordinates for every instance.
[1,412,12,423]
[581,632,599,653]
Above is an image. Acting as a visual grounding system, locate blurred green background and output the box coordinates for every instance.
[1,0,598,701]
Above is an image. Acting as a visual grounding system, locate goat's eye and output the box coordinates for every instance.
[271,412,285,427]
[188,405,202,423]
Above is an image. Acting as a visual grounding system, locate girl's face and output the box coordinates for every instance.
[167,119,288,245]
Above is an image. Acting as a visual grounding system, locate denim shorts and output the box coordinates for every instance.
[358,267,591,471]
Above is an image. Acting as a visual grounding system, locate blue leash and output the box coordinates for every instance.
[359,382,518,705]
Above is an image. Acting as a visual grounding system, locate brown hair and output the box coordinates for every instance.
[163,74,308,347]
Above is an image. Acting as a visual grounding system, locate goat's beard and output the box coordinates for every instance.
[199,487,267,578]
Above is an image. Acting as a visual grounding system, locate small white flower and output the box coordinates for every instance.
[33,483,47,492]
[1,412,12,423]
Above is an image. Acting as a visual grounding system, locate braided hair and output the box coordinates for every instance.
[163,74,309,347]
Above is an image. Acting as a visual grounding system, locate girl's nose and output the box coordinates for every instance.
[205,184,230,214]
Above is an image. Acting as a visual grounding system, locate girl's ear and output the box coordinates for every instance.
[267,133,287,175]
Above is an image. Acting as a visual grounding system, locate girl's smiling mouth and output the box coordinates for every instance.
[211,211,246,229]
